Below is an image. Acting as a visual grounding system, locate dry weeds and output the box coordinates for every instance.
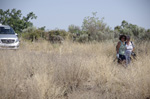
[0,40,150,99]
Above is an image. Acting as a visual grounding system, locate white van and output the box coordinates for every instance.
[0,24,20,49]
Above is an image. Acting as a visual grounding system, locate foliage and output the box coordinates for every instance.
[114,20,146,39]
[22,27,46,41]
[142,30,150,40]
[76,33,89,43]
[67,12,125,42]
[2,8,149,43]
[81,12,112,41]
[68,24,81,34]
[22,27,70,43]
[0,9,37,33]
[46,29,69,43]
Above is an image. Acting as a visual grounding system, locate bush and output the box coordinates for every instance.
[114,20,147,39]
[22,27,46,41]
[46,29,70,43]
[77,34,89,43]
[141,31,150,40]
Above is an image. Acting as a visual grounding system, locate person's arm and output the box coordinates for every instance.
[131,41,135,52]
[132,47,134,52]
[116,42,121,54]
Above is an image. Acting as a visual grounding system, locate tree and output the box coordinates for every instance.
[114,20,146,38]
[0,9,37,33]
[121,20,128,28]
[81,12,111,41]
[68,24,81,34]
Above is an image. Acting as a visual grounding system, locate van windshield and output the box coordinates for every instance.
[0,26,15,34]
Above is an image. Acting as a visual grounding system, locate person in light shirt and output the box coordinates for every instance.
[125,36,135,65]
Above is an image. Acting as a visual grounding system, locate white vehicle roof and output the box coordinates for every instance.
[0,23,5,26]
[0,24,10,28]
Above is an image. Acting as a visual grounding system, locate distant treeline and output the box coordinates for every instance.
[1,9,150,42]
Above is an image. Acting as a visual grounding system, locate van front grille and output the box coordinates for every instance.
[1,39,15,44]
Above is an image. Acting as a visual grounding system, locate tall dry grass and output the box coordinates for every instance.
[0,40,150,99]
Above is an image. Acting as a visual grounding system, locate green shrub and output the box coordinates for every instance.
[22,27,46,41]
[141,31,150,40]
[46,29,70,43]
[77,34,89,43]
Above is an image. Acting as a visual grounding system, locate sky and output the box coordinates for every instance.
[0,0,150,31]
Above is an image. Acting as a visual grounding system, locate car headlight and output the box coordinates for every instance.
[15,38,19,42]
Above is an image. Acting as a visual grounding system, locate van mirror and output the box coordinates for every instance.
[15,33,18,37]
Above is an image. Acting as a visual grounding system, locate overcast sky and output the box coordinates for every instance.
[0,0,150,30]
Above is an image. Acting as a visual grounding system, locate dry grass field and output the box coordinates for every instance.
[0,40,150,99]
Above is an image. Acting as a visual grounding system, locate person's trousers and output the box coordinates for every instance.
[126,51,131,65]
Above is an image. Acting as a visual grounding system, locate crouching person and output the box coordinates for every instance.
[116,35,127,65]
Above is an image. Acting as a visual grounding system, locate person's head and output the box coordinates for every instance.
[126,36,130,42]
[119,35,126,42]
